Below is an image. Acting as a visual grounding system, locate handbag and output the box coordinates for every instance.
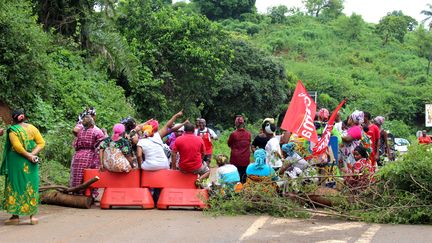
[103,146,132,172]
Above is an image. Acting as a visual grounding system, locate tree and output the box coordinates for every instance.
[421,3,432,30]
[117,1,232,118]
[344,13,364,41]
[415,25,432,76]
[389,10,418,31]
[205,40,289,126]
[192,0,256,20]
[303,0,344,19]
[376,13,413,45]
[320,0,344,20]
[268,5,289,24]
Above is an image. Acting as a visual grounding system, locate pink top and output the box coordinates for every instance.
[347,125,362,140]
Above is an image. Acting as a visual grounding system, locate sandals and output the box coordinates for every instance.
[4,217,20,225]
[30,217,38,225]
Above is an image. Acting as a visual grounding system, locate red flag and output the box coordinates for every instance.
[281,80,318,143]
[309,99,346,158]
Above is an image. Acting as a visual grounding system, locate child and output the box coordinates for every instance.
[215,154,241,190]
[344,145,375,188]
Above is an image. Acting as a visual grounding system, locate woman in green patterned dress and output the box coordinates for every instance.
[0,109,45,225]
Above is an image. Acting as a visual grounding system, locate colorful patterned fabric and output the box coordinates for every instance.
[350,110,364,124]
[99,137,133,172]
[1,124,43,216]
[70,127,105,189]
[318,108,329,120]
[374,116,385,126]
[345,158,375,188]
[100,137,132,156]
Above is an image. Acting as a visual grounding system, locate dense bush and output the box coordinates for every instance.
[345,145,432,224]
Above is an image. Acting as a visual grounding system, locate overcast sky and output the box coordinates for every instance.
[255,0,431,23]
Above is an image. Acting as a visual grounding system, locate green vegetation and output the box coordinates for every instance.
[341,144,432,224]
[1,0,432,224]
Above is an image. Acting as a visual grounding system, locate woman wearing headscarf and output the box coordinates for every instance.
[279,143,309,178]
[246,149,277,180]
[374,116,393,162]
[70,115,105,193]
[263,122,283,170]
[0,109,45,225]
[137,111,184,171]
[316,108,342,144]
[227,115,251,183]
[72,107,99,136]
[244,149,277,192]
[340,110,370,166]
[99,124,134,172]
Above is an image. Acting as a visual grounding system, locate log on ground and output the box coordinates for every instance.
[41,191,93,209]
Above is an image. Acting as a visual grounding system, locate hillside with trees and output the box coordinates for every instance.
[1,0,432,174]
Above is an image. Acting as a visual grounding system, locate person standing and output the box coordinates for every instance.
[364,112,380,167]
[0,109,45,225]
[70,115,105,193]
[418,130,432,144]
[264,122,283,170]
[373,116,393,162]
[195,118,218,166]
[227,116,251,183]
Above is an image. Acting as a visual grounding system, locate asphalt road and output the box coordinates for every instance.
[0,205,431,243]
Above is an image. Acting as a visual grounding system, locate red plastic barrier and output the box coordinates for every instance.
[157,188,208,209]
[101,188,154,209]
[141,169,198,189]
[83,169,141,196]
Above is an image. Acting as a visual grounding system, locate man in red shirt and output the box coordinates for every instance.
[227,115,251,183]
[172,122,210,181]
[418,130,432,144]
[364,112,380,167]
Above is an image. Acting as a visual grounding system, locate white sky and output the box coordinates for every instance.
[255,0,431,23]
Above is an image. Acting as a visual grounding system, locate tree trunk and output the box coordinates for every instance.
[40,191,93,209]
[427,58,431,76]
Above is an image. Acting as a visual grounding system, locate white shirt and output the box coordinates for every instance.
[335,121,343,134]
[285,152,309,170]
[137,132,169,171]
[265,136,283,168]
[195,127,218,140]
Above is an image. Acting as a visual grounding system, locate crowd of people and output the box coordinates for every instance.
[0,106,401,225]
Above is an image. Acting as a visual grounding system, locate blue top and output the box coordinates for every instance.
[216,164,240,186]
[246,149,277,179]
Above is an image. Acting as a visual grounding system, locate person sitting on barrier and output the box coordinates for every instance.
[99,124,134,173]
[343,145,375,189]
[137,111,184,171]
[214,154,241,192]
[120,116,140,168]
[172,122,210,184]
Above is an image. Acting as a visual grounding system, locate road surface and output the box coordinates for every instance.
[0,205,431,242]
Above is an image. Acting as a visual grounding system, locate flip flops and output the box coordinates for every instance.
[30,217,38,225]
[4,218,20,225]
